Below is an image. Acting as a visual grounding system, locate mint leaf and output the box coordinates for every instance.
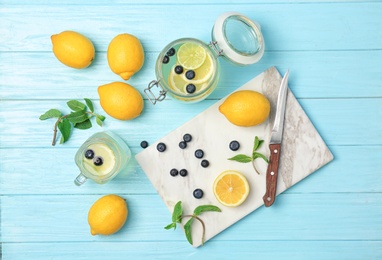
[253,152,269,163]
[58,118,71,144]
[96,115,105,121]
[164,222,176,230]
[253,136,264,152]
[39,109,62,120]
[228,154,252,163]
[184,218,194,245]
[164,202,221,246]
[194,205,222,216]
[40,99,106,146]
[172,201,182,223]
[74,119,92,130]
[67,100,86,112]
[96,116,103,127]
[67,111,89,124]
[84,98,94,112]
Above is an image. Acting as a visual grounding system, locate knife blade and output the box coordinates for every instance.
[263,70,289,207]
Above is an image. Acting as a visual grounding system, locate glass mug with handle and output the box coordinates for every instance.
[74,131,131,186]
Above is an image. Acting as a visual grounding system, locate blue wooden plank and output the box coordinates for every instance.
[2,0,380,4]
[1,50,381,100]
[1,194,381,242]
[3,241,382,260]
[0,98,380,148]
[1,3,381,51]
[0,145,381,195]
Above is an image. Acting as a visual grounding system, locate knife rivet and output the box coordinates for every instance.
[270,171,274,176]
[274,149,278,154]
[267,197,271,201]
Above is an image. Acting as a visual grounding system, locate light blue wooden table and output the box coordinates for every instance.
[1,1,381,259]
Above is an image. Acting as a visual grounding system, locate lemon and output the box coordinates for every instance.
[98,81,144,120]
[177,42,206,70]
[88,194,128,236]
[107,33,145,80]
[213,170,250,207]
[219,90,270,127]
[51,31,95,69]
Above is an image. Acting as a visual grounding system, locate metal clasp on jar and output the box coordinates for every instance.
[209,41,224,57]
[144,80,167,105]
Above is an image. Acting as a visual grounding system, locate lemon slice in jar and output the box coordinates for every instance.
[168,67,188,94]
[182,52,214,84]
[177,42,206,70]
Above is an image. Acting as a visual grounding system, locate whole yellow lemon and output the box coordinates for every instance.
[219,90,270,127]
[51,31,95,69]
[88,194,128,236]
[98,81,144,120]
[107,33,145,80]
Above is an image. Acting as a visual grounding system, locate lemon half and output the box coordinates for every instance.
[213,170,250,207]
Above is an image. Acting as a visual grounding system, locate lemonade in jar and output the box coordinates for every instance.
[145,12,265,104]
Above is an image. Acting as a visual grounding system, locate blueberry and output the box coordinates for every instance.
[174,65,183,74]
[140,141,149,149]
[195,149,204,159]
[170,168,179,177]
[185,70,195,80]
[93,156,103,166]
[157,142,167,152]
[179,141,187,149]
[84,149,94,159]
[201,159,209,168]
[162,55,169,64]
[193,188,204,199]
[183,133,192,142]
[229,140,240,151]
[179,169,188,177]
[166,47,176,56]
[186,84,196,94]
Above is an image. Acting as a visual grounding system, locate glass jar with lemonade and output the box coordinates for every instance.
[145,12,265,104]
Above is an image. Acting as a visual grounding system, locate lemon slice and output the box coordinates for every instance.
[182,52,213,84]
[168,67,188,94]
[213,170,250,207]
[168,64,210,95]
[83,143,116,176]
[177,42,206,70]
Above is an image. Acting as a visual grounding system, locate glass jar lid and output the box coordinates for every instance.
[212,12,265,65]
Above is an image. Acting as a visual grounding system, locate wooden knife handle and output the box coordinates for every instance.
[263,143,282,207]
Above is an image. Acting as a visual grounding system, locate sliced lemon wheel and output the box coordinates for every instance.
[182,52,214,84]
[83,143,116,176]
[168,65,209,95]
[177,42,206,70]
[213,170,250,207]
[168,66,188,94]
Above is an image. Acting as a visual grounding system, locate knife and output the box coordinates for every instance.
[263,70,289,207]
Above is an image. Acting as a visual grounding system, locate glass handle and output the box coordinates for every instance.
[74,173,87,186]
[144,80,167,105]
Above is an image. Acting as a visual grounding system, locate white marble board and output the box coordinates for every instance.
[135,67,334,247]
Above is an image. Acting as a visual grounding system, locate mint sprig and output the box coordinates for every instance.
[39,98,106,146]
[164,201,221,246]
[228,136,269,174]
